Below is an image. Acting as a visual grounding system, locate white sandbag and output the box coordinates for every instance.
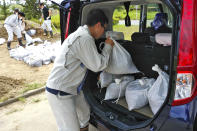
[104,39,139,74]
[25,32,34,46]
[104,76,134,101]
[33,38,43,43]
[9,46,30,61]
[27,29,36,36]
[98,71,113,88]
[0,38,5,45]
[147,64,169,114]
[125,78,155,111]
[155,33,172,46]
[106,31,124,40]
[28,56,43,67]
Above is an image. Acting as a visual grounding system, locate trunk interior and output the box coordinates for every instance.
[83,39,171,128]
[80,0,174,129]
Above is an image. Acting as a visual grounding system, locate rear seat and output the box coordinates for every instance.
[120,41,171,78]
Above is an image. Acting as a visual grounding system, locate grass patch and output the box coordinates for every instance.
[18,97,26,103]
[32,98,41,103]
[21,83,45,94]
[113,25,139,40]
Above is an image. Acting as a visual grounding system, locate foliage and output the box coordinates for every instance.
[0,0,10,19]
[22,83,44,94]
[113,5,158,24]
[9,4,24,12]
[23,0,41,20]
[51,13,60,28]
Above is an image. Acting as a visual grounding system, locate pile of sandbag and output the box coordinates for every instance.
[9,40,61,67]
[98,63,169,115]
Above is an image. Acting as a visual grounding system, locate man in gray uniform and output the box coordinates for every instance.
[4,11,25,50]
[46,9,114,131]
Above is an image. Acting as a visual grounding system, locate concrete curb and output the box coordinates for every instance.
[0,87,45,107]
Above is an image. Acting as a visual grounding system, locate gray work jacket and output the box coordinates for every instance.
[46,25,112,95]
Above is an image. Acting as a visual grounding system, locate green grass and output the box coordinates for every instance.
[32,98,41,103]
[18,97,26,103]
[113,25,139,40]
[21,83,45,94]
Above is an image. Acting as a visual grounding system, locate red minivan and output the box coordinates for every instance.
[54,0,197,130]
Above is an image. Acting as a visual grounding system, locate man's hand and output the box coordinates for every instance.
[105,37,114,47]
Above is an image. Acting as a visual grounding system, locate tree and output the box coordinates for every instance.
[0,0,10,19]
[23,0,41,20]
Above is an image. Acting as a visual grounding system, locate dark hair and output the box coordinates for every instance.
[18,12,25,17]
[39,3,44,6]
[86,9,108,27]
[14,8,19,13]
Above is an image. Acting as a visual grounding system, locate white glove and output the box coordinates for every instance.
[39,18,42,22]
[46,17,50,20]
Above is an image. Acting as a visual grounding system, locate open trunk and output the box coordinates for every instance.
[57,0,179,130]
[83,39,171,130]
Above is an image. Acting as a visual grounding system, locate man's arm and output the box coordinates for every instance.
[74,36,113,72]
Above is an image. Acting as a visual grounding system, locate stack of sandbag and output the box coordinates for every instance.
[9,46,31,61]
[9,40,61,67]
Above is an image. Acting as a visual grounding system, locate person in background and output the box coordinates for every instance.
[46,9,114,131]
[14,8,19,14]
[39,3,53,38]
[4,11,26,50]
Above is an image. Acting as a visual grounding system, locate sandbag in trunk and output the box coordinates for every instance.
[104,39,139,74]
[147,64,169,114]
[125,78,155,111]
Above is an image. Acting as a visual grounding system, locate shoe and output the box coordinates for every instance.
[80,125,88,131]
[18,38,26,48]
[44,29,48,36]
[7,42,11,50]
[7,46,11,50]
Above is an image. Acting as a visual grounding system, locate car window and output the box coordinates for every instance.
[112,5,139,40]
[146,4,160,28]
[162,5,173,28]
[146,4,173,28]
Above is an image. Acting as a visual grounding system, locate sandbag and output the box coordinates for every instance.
[0,38,5,45]
[104,76,134,101]
[104,39,139,74]
[125,78,155,111]
[98,71,113,88]
[147,64,169,114]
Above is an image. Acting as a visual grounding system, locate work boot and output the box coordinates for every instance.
[18,38,25,48]
[7,41,11,50]
[80,125,88,131]
[23,34,26,40]
[43,29,48,36]
[49,31,53,38]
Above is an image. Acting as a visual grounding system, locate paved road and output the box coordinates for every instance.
[0,92,98,131]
